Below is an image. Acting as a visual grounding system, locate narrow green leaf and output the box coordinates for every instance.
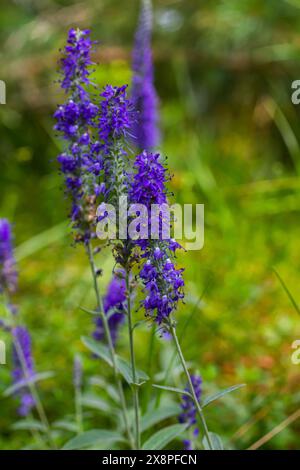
[11,420,47,432]
[81,336,112,367]
[15,221,68,261]
[152,384,192,399]
[116,357,149,385]
[141,405,181,433]
[202,384,246,408]
[81,394,110,413]
[53,420,78,433]
[142,424,188,450]
[82,337,149,385]
[203,432,224,450]
[62,429,124,450]
[80,306,100,316]
[273,269,300,316]
[3,371,55,397]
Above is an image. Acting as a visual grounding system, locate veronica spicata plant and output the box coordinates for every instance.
[55,28,135,448]
[52,17,244,451]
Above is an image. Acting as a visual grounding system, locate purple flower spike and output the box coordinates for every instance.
[129,151,184,325]
[0,219,18,294]
[12,326,35,417]
[131,0,159,150]
[179,374,202,449]
[129,151,168,208]
[93,271,126,346]
[60,28,94,92]
[54,28,102,243]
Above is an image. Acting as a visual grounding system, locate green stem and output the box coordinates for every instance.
[169,318,213,450]
[142,324,156,414]
[86,242,134,448]
[125,270,140,450]
[75,386,83,434]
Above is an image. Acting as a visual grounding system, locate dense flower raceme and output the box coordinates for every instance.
[54,28,102,243]
[12,326,36,417]
[129,151,184,325]
[55,30,137,241]
[179,374,202,450]
[98,84,135,205]
[93,272,126,346]
[0,219,18,294]
[60,28,94,92]
[131,0,159,150]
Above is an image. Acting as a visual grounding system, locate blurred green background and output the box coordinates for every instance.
[1,0,300,450]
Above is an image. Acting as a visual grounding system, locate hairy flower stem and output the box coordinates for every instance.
[168,318,213,450]
[125,270,140,450]
[86,242,134,448]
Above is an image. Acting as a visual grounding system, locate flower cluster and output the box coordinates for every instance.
[131,0,159,150]
[0,219,18,294]
[54,28,102,243]
[60,28,94,91]
[12,326,36,417]
[129,151,184,325]
[98,85,135,205]
[129,151,168,208]
[139,250,184,325]
[93,272,126,346]
[179,374,202,450]
[99,85,134,153]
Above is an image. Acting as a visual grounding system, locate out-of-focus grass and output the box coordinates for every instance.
[1,0,300,450]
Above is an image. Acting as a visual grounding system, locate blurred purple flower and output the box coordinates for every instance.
[131,0,159,150]
[179,374,202,450]
[0,219,18,294]
[12,326,36,417]
[93,272,126,346]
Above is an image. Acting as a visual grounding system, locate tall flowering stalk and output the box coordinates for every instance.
[131,0,159,150]
[97,78,141,449]
[55,29,134,448]
[128,153,213,449]
[54,28,100,243]
[0,219,54,448]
